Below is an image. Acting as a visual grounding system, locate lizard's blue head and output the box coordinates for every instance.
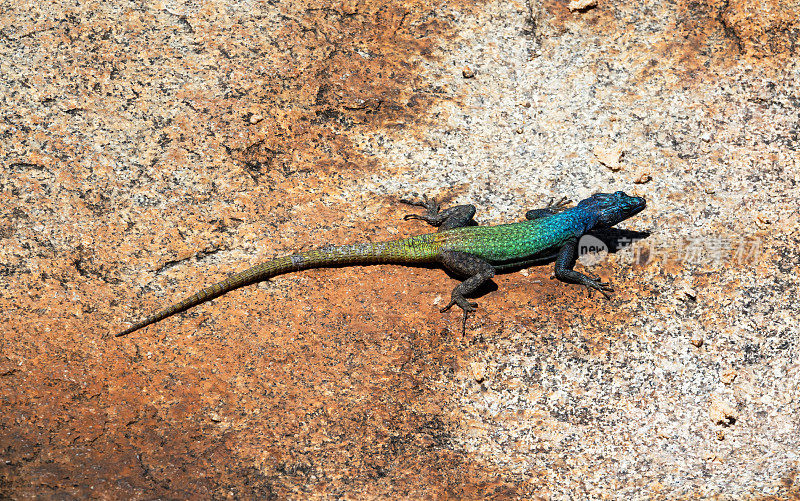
[577,191,646,227]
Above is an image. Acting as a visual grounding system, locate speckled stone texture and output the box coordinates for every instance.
[1,0,798,498]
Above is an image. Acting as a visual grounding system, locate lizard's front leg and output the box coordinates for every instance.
[525,196,572,220]
[401,195,476,231]
[553,237,614,298]
[438,250,495,334]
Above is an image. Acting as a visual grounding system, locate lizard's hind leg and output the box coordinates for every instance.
[438,250,495,334]
[401,195,476,231]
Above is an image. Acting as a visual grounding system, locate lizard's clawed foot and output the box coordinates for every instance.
[545,196,572,212]
[440,296,477,314]
[401,194,440,221]
[525,196,573,220]
[584,274,614,299]
[441,296,477,336]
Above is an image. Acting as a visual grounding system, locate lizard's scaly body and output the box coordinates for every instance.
[115,192,645,337]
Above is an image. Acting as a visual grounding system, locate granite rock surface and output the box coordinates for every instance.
[1,0,798,498]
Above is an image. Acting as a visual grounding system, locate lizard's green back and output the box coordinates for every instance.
[438,214,582,263]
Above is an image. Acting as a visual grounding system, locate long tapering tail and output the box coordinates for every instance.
[114,236,437,337]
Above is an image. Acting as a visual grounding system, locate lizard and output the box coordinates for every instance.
[114,191,646,337]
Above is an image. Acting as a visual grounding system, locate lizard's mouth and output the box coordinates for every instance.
[629,196,646,215]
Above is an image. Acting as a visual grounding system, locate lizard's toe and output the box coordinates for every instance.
[545,196,572,212]
[440,297,477,313]
[401,195,440,220]
[586,279,614,299]
[400,197,423,207]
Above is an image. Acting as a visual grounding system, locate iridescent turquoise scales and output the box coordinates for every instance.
[115,192,645,337]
